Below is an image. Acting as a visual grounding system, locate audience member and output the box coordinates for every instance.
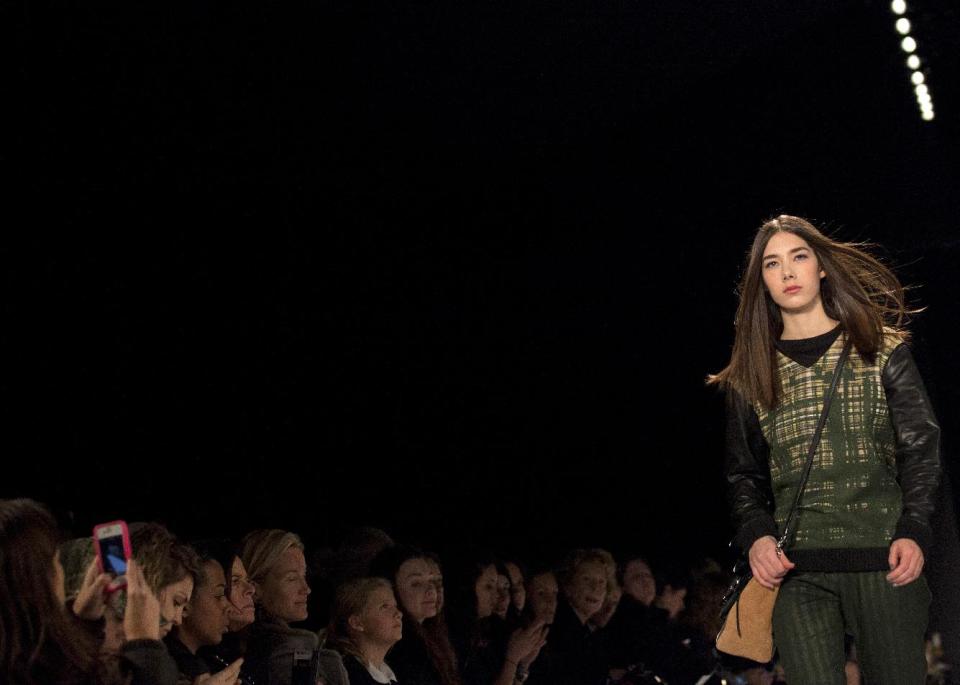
[130,523,202,641]
[370,546,461,685]
[445,553,547,685]
[326,577,403,684]
[241,528,347,685]
[0,498,177,685]
[166,541,243,684]
[530,549,609,685]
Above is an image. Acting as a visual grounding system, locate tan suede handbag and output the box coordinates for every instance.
[716,340,851,663]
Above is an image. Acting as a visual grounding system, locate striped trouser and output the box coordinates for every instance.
[771,571,930,685]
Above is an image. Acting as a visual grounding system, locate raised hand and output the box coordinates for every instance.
[507,620,550,668]
[196,658,244,685]
[123,558,162,640]
[72,558,113,620]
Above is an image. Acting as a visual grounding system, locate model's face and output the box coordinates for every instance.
[761,232,826,315]
[622,559,656,606]
[227,556,256,630]
[474,565,499,619]
[355,586,403,647]
[182,561,231,647]
[159,576,195,638]
[257,547,310,623]
[494,573,511,618]
[565,561,607,622]
[395,558,439,623]
[505,562,526,612]
[527,572,558,623]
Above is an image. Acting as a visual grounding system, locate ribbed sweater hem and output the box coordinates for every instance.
[789,547,889,572]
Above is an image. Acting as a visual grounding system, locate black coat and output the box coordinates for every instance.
[343,655,397,685]
[528,600,607,685]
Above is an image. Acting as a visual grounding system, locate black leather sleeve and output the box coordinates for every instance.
[724,389,778,554]
[883,343,942,556]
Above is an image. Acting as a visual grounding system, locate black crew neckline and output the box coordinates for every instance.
[775,324,842,367]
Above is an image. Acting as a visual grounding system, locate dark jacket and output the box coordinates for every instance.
[529,599,607,685]
[343,655,398,685]
[388,634,443,685]
[449,616,512,685]
[117,640,180,685]
[244,614,319,685]
[164,635,211,682]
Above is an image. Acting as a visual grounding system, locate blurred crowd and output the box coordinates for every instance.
[0,498,947,685]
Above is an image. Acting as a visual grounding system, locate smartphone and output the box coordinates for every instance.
[93,520,132,589]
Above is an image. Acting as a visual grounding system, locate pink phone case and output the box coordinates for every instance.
[92,520,132,576]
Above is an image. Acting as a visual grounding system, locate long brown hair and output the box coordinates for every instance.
[708,215,915,409]
[0,499,98,684]
[370,547,462,685]
[420,610,463,685]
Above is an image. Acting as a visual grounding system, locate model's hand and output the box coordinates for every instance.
[748,535,795,589]
[887,538,924,586]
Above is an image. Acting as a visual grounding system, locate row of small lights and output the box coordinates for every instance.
[892,0,934,121]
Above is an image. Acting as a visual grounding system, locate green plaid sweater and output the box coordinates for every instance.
[755,331,904,569]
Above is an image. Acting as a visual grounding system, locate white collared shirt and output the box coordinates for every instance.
[365,659,398,684]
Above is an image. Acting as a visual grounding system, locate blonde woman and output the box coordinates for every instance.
[327,578,404,684]
[241,528,348,685]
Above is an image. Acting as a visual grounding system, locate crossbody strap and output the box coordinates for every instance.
[776,337,853,552]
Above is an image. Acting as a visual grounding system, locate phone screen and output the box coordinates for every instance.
[96,525,128,576]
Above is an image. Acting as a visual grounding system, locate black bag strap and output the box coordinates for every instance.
[776,336,853,552]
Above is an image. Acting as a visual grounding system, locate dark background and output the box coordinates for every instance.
[5,1,959,570]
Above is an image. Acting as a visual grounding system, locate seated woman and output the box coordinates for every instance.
[326,577,403,684]
[370,546,461,685]
[130,523,203,642]
[60,536,127,655]
[241,528,348,685]
[492,562,513,622]
[0,498,177,685]
[522,567,558,627]
[503,561,527,617]
[196,543,257,674]
[530,549,611,685]
[445,553,547,685]
[166,541,243,684]
[586,550,620,631]
[602,554,658,675]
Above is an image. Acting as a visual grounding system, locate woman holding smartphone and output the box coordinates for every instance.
[710,215,940,684]
[0,498,178,685]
